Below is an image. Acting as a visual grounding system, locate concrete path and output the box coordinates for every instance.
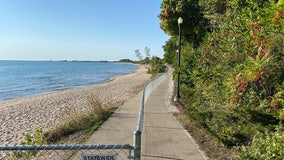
[84,71,208,160]
[142,74,208,160]
[85,92,141,145]
[72,93,142,160]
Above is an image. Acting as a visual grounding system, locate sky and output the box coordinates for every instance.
[0,0,169,61]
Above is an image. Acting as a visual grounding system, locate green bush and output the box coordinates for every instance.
[183,0,283,144]
[12,129,43,159]
[160,0,283,157]
[147,56,166,74]
[238,124,284,160]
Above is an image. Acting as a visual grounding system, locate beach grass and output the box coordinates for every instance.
[43,96,116,144]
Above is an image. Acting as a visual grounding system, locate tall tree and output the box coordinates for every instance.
[198,0,229,28]
[144,47,151,63]
[158,0,208,46]
[135,49,143,61]
[144,47,151,59]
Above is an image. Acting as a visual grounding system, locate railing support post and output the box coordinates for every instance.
[133,130,141,160]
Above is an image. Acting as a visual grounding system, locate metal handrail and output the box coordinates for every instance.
[135,73,167,132]
[133,73,167,160]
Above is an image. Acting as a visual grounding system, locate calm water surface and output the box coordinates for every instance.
[0,60,136,101]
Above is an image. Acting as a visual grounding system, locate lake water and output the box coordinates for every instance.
[0,60,136,101]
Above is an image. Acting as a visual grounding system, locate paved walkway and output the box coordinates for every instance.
[85,92,140,145]
[85,71,208,160]
[142,73,208,160]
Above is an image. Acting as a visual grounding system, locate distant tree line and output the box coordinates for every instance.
[118,59,133,63]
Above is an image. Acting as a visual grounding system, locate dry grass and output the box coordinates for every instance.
[43,96,116,144]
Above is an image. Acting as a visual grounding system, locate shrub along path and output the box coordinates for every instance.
[85,71,208,159]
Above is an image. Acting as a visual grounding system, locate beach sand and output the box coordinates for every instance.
[0,65,151,145]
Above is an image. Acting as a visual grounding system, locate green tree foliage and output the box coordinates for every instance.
[147,56,166,74]
[144,47,151,58]
[239,124,284,160]
[194,0,284,108]
[163,37,178,65]
[135,47,152,64]
[158,0,208,45]
[160,0,284,157]
[191,0,283,144]
[135,49,143,62]
[118,59,133,63]
[198,0,229,27]
[188,1,283,146]
[144,47,151,64]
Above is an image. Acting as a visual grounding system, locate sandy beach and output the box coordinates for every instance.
[0,65,151,145]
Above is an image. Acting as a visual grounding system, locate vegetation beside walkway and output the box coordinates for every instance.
[159,0,283,159]
[43,97,115,144]
[13,97,115,159]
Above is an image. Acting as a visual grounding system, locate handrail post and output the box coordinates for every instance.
[133,130,141,160]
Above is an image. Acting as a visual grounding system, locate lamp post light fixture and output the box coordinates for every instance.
[175,17,183,101]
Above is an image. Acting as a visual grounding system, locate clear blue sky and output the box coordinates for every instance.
[0,0,169,61]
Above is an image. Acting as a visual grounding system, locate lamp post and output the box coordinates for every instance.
[175,17,183,101]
